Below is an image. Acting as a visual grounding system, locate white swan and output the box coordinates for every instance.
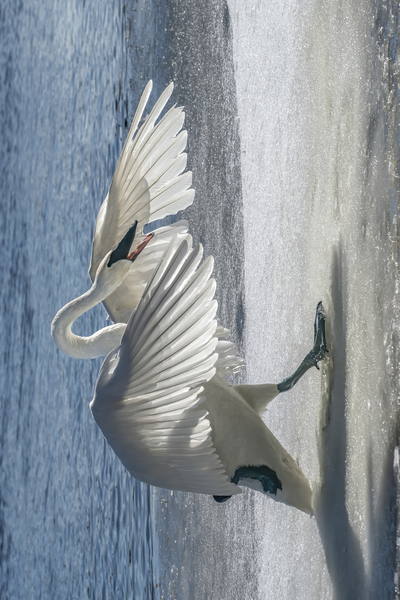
[52,82,327,514]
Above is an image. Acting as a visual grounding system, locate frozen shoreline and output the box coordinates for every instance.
[229,0,400,597]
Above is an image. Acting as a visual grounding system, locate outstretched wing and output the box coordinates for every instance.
[89,81,195,323]
[90,233,240,496]
[214,324,245,377]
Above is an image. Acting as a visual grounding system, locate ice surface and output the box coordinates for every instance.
[156,1,400,598]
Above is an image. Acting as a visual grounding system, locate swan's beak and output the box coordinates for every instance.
[127,232,154,262]
[108,221,138,267]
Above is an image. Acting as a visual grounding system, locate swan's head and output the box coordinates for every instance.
[94,221,154,293]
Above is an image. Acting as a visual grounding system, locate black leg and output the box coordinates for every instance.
[277,301,327,393]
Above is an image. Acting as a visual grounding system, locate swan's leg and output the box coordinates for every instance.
[277,301,327,393]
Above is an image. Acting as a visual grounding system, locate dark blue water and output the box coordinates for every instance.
[0,2,158,598]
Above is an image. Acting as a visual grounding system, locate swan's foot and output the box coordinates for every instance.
[312,301,327,366]
[277,301,327,393]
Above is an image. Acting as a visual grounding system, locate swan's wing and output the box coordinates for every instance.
[89,81,195,323]
[90,233,240,496]
[214,324,245,377]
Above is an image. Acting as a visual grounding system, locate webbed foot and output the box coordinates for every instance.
[312,301,327,366]
[277,302,328,393]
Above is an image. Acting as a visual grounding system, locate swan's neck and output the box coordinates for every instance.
[51,282,126,359]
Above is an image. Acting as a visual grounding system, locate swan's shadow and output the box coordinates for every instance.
[315,244,397,599]
[315,243,366,599]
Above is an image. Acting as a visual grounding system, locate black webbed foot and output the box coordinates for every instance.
[312,301,327,364]
[277,302,327,393]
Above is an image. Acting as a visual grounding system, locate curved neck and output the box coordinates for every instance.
[51,282,126,359]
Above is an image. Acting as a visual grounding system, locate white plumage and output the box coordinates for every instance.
[52,81,326,514]
[91,232,241,497]
[89,81,194,324]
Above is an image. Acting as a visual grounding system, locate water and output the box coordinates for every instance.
[0,2,156,598]
[1,0,399,599]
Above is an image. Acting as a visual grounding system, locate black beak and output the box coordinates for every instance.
[107,221,138,267]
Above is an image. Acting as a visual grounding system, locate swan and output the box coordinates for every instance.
[52,82,327,514]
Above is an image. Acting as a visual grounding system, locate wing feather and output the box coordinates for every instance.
[91,234,240,495]
[89,82,195,324]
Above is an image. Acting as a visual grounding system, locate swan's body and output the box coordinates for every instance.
[52,82,327,514]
